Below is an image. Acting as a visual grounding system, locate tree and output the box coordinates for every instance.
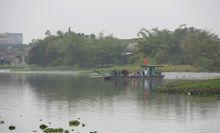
[45,30,51,37]
[132,25,220,71]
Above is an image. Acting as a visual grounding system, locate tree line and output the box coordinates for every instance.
[27,25,220,71]
[27,28,128,68]
[130,25,220,71]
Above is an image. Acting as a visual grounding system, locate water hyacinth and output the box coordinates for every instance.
[64,129,69,133]
[82,123,86,127]
[69,120,80,126]
[90,131,98,133]
[9,125,16,130]
[39,124,48,130]
[43,127,64,133]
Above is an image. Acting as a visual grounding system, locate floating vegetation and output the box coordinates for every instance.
[43,127,63,133]
[2,117,97,133]
[64,129,69,133]
[90,131,98,133]
[69,120,80,126]
[155,79,220,96]
[9,125,16,130]
[39,124,48,130]
[82,123,85,127]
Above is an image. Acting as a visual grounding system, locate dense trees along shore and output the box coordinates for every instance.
[27,25,220,71]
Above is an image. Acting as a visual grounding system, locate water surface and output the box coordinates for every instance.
[0,73,220,133]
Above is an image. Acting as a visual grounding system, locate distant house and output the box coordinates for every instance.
[0,33,26,65]
[0,33,23,49]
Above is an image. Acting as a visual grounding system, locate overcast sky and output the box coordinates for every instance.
[0,0,220,43]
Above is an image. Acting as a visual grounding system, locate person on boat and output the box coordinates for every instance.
[144,69,148,76]
[142,70,145,76]
[121,70,129,77]
[137,71,141,77]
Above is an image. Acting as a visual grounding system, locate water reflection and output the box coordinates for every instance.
[104,78,163,90]
[105,79,163,102]
[25,75,163,101]
[0,73,220,133]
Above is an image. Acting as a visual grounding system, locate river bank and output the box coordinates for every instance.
[0,64,207,73]
[155,79,220,96]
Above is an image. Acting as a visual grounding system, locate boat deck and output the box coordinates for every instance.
[104,75,164,80]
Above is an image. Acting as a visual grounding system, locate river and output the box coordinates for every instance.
[0,72,220,133]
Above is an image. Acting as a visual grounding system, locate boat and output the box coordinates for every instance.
[103,65,164,80]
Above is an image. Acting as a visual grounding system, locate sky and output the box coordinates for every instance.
[0,0,220,44]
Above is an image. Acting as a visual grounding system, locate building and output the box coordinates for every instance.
[0,46,30,65]
[0,33,23,46]
[0,33,27,64]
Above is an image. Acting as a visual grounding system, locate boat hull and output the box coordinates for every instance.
[104,75,164,80]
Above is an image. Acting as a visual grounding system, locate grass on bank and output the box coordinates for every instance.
[155,79,220,96]
[0,64,208,76]
[160,64,205,72]
[0,64,91,71]
[0,64,28,70]
[79,64,206,76]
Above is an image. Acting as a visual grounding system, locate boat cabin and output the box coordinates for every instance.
[140,65,164,78]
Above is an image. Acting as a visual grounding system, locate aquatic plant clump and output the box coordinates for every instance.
[64,129,69,133]
[0,120,4,124]
[69,120,80,126]
[90,131,98,133]
[39,124,48,130]
[1,117,95,132]
[43,127,64,133]
[9,125,16,130]
[155,79,220,96]
[82,123,86,127]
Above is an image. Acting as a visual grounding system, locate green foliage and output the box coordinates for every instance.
[69,120,80,126]
[133,25,220,71]
[156,79,220,96]
[160,64,204,72]
[0,64,28,69]
[43,127,64,133]
[0,120,4,124]
[39,124,48,130]
[82,123,85,127]
[27,25,220,71]
[64,130,69,133]
[9,125,16,130]
[90,131,98,133]
[36,118,94,133]
[27,30,127,68]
